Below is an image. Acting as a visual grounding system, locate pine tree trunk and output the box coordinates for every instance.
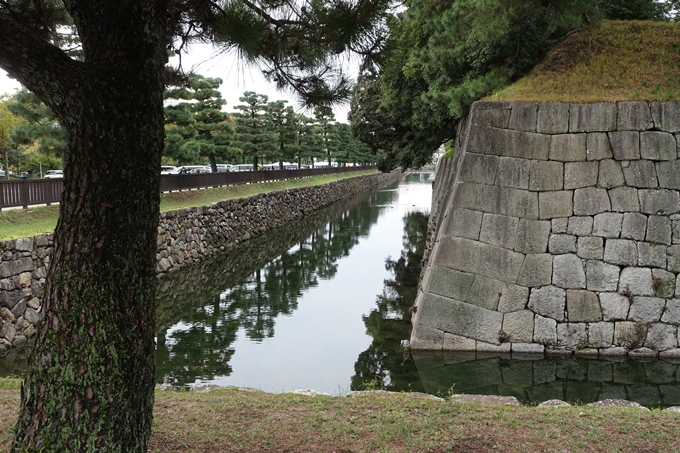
[9,4,166,451]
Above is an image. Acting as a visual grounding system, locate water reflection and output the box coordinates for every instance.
[412,352,680,408]
[351,211,429,392]
[155,186,399,387]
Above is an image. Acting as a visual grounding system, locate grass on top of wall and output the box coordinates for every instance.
[488,20,680,103]
[0,170,378,241]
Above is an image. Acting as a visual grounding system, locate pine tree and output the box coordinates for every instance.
[314,106,340,166]
[268,100,299,168]
[232,92,277,169]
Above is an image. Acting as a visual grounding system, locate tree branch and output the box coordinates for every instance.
[0,8,83,122]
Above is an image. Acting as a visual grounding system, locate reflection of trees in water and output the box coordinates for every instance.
[155,185,398,387]
[351,210,429,392]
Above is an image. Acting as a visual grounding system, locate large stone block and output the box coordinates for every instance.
[637,242,667,269]
[552,254,586,289]
[516,253,553,287]
[661,299,680,324]
[603,239,637,266]
[652,268,675,298]
[443,333,476,351]
[617,101,653,131]
[640,131,676,161]
[479,213,519,249]
[538,191,573,219]
[570,103,617,132]
[567,289,602,322]
[549,234,576,254]
[577,237,604,260]
[503,310,535,343]
[410,323,444,350]
[514,219,551,254]
[656,161,680,190]
[528,286,566,321]
[619,267,654,296]
[565,161,599,190]
[609,187,640,212]
[623,160,658,188]
[497,157,530,189]
[436,237,525,284]
[586,133,614,160]
[646,215,672,245]
[0,258,34,279]
[599,292,630,321]
[614,321,647,349]
[471,103,511,128]
[446,208,484,240]
[428,266,476,301]
[586,260,620,292]
[667,245,680,273]
[674,220,680,244]
[589,322,615,348]
[621,212,647,240]
[629,297,665,322]
[651,101,680,132]
[568,216,594,236]
[550,134,587,162]
[459,153,499,185]
[557,323,588,349]
[639,189,680,215]
[573,188,610,216]
[645,323,678,351]
[417,293,504,345]
[529,160,564,191]
[498,284,530,313]
[593,212,623,238]
[454,182,539,219]
[534,314,558,345]
[467,275,504,310]
[467,126,551,160]
[597,160,625,189]
[537,103,569,134]
[609,131,641,160]
[15,238,33,252]
[552,218,569,233]
[508,102,538,131]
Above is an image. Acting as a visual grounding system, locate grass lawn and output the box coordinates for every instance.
[0,170,377,241]
[1,379,679,452]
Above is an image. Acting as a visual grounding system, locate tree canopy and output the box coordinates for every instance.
[350,0,679,170]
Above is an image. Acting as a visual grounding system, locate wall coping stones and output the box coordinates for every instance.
[413,100,680,354]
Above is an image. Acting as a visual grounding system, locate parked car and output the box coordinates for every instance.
[216,164,233,172]
[188,166,211,174]
[44,170,64,179]
[231,164,254,172]
[161,166,178,175]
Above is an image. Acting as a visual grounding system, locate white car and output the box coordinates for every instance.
[44,170,64,179]
[161,166,178,175]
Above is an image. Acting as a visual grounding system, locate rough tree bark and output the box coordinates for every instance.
[0,1,167,451]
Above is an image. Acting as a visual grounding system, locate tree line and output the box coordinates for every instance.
[0,74,375,177]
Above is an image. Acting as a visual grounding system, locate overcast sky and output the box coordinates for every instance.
[0,42,352,122]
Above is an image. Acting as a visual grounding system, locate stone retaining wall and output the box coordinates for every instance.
[412,101,680,358]
[0,171,398,354]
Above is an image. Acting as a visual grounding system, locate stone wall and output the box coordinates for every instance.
[411,101,680,358]
[0,171,399,354]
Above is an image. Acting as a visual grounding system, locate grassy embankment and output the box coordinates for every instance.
[0,170,377,240]
[488,20,680,102]
[0,379,679,452]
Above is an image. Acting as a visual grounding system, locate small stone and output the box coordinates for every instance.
[592,213,623,238]
[552,254,586,289]
[599,293,630,321]
[577,237,603,260]
[528,287,566,321]
[567,217,593,236]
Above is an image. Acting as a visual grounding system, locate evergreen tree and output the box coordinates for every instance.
[6,89,67,168]
[233,92,277,169]
[0,1,391,450]
[295,114,324,168]
[165,75,235,170]
[314,106,340,166]
[268,100,299,168]
[0,95,27,178]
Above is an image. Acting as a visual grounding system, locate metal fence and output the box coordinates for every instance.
[0,165,376,210]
